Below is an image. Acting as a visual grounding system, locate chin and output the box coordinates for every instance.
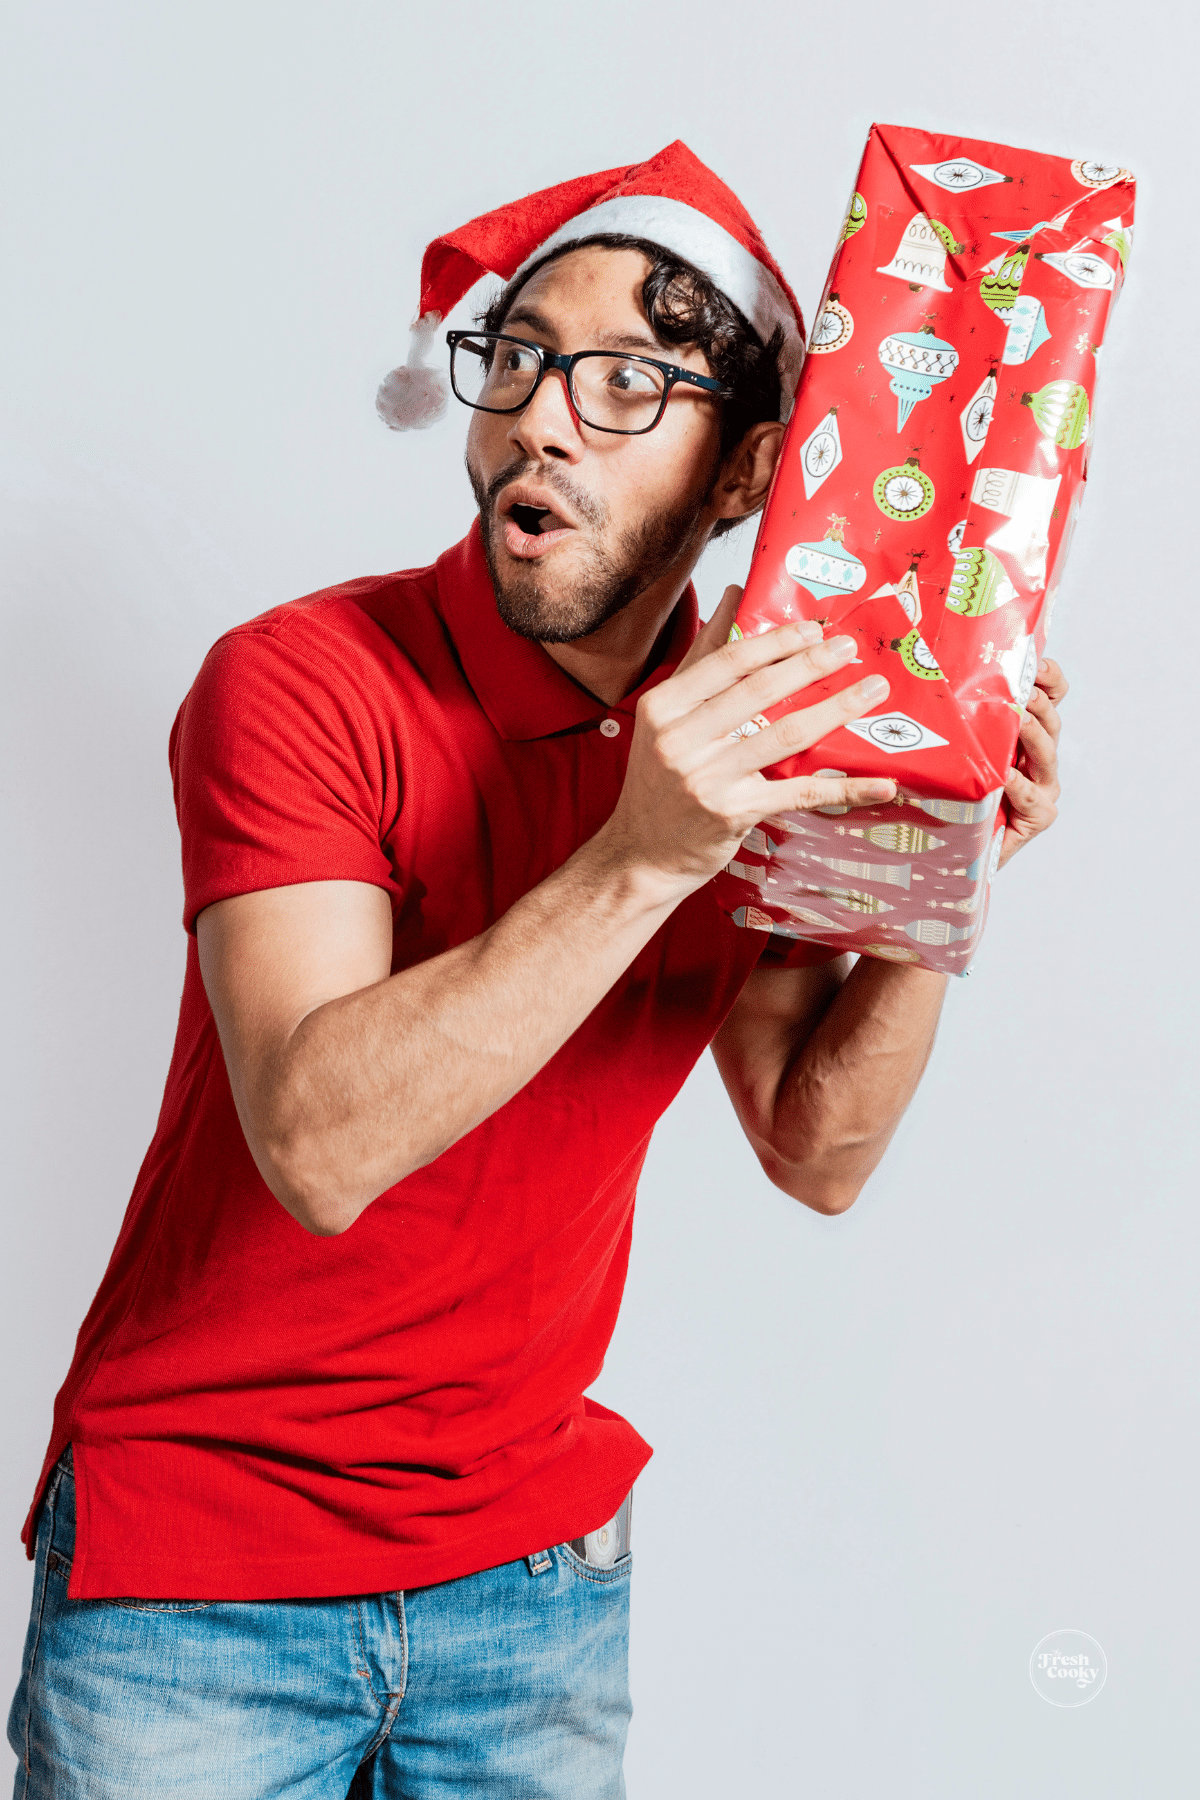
[484,522,637,644]
[492,566,630,645]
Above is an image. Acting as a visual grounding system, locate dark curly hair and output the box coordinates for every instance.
[478,233,785,539]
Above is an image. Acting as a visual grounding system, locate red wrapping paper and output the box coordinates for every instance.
[714,123,1134,974]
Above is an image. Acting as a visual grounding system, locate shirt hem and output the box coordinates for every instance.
[64,1447,651,1600]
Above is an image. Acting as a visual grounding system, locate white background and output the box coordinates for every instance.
[3,2,1197,1795]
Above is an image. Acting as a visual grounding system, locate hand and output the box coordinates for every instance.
[603,584,896,898]
[997,657,1068,869]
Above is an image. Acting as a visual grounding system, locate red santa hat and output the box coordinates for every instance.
[376,140,806,432]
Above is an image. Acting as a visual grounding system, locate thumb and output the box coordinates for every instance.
[677,584,743,674]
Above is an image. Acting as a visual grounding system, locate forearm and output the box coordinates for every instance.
[237,827,681,1233]
[204,609,905,1235]
[715,958,947,1213]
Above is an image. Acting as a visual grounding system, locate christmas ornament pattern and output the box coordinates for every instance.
[808,296,855,353]
[717,121,1134,974]
[877,326,959,428]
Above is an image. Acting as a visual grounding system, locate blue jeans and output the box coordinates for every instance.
[8,1453,631,1798]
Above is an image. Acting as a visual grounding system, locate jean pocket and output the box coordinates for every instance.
[99,1598,216,1614]
[557,1543,632,1585]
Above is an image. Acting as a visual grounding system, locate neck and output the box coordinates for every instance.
[539,566,695,706]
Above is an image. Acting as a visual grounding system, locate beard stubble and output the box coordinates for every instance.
[466,453,715,645]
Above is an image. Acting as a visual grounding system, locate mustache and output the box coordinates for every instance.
[472,455,607,532]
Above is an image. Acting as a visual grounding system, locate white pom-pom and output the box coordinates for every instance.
[376,364,450,430]
[375,310,449,431]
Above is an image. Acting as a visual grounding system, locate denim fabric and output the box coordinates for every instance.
[8,1453,631,1799]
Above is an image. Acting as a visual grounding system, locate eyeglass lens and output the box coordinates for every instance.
[452,336,667,431]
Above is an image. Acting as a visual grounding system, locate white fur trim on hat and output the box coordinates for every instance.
[512,195,805,418]
[376,311,450,431]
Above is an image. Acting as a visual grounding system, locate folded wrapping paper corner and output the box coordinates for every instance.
[720,122,1134,975]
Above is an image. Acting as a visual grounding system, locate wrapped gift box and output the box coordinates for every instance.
[714,123,1135,974]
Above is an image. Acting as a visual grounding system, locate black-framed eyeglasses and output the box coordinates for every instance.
[446,330,731,436]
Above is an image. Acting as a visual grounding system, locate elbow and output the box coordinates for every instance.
[248,1104,383,1237]
[251,1104,437,1236]
[761,1151,866,1216]
[753,1120,890,1215]
[255,1140,360,1236]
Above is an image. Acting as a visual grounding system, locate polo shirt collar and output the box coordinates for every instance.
[435,521,700,742]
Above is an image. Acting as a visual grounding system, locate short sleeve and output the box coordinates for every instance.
[755,932,844,971]
[170,621,403,932]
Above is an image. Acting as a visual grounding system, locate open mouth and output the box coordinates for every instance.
[497,485,579,559]
[509,503,556,536]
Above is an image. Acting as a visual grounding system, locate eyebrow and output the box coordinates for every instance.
[501,304,669,358]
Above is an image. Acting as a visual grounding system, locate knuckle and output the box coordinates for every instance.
[649,732,678,773]
[741,664,782,708]
[773,709,809,750]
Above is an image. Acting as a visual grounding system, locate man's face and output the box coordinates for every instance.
[465,246,727,644]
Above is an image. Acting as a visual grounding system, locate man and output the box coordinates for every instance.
[9,143,1064,1798]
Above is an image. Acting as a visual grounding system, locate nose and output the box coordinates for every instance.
[507,366,584,464]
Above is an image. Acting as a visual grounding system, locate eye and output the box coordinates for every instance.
[606,360,661,394]
[500,344,538,375]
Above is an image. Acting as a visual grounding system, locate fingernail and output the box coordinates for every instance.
[792,619,823,643]
[860,675,889,702]
[865,780,896,800]
[828,635,858,659]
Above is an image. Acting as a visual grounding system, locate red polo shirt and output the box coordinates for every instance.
[25,523,831,1600]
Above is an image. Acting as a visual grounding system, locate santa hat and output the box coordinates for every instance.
[376,140,806,432]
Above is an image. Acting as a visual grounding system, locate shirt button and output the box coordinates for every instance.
[599,718,621,738]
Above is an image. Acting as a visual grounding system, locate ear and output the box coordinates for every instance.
[708,421,785,528]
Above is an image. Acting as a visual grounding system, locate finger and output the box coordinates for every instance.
[1024,684,1061,743]
[1013,710,1059,789]
[651,616,824,721]
[1003,763,1058,828]
[728,673,891,776]
[995,824,1027,871]
[686,633,861,750]
[749,772,898,815]
[675,585,744,675]
[1034,656,1069,706]
[996,795,1055,869]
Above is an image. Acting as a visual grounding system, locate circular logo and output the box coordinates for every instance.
[804,430,839,478]
[867,715,922,749]
[1029,1630,1107,1707]
[1072,159,1126,188]
[1061,252,1114,289]
[874,463,935,521]
[809,299,854,353]
[965,394,993,442]
[933,159,986,188]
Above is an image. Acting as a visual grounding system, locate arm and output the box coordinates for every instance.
[711,956,947,1216]
[199,851,680,1236]
[198,590,897,1236]
[711,658,1069,1215]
